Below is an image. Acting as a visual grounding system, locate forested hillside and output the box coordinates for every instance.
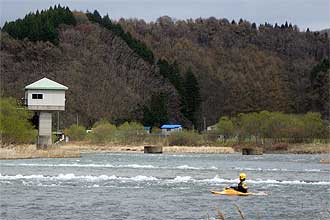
[119,17,330,127]
[1,7,329,129]
[0,7,187,128]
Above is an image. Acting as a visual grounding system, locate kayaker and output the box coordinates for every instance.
[230,173,248,193]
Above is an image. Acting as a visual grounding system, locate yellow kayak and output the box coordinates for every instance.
[211,188,253,196]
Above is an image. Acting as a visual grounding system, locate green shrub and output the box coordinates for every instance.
[116,122,146,145]
[216,116,235,140]
[65,124,86,141]
[167,130,203,146]
[143,134,168,146]
[302,112,328,139]
[151,127,162,134]
[90,120,116,144]
[216,111,329,144]
[0,97,37,144]
[201,132,218,144]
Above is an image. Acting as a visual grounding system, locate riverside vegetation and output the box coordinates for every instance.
[1,97,328,155]
[62,111,330,154]
[0,98,79,159]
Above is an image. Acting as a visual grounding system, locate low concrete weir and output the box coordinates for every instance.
[242,147,263,155]
[144,146,163,154]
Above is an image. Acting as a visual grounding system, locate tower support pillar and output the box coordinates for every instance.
[37,112,52,149]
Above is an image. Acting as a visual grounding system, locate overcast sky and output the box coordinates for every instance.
[0,0,329,31]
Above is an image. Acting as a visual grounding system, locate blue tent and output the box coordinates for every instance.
[160,125,182,129]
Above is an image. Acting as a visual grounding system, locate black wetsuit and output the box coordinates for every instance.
[231,180,248,193]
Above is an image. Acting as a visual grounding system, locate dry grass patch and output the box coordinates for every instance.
[60,142,235,154]
[164,146,234,154]
[60,142,145,153]
[207,205,246,220]
[0,145,80,160]
[287,143,330,154]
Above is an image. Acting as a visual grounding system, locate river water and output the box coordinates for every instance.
[0,153,329,220]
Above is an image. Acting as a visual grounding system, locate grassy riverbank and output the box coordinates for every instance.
[1,141,328,160]
[286,144,330,154]
[232,143,330,154]
[263,143,329,154]
[0,143,234,159]
[0,145,80,160]
[60,142,235,154]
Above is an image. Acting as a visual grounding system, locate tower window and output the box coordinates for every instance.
[32,94,43,99]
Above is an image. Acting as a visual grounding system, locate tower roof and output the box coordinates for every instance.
[25,78,68,90]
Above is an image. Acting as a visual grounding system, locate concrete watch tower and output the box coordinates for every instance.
[25,78,68,148]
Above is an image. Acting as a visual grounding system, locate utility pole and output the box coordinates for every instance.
[57,111,60,132]
[76,113,79,126]
[203,117,206,132]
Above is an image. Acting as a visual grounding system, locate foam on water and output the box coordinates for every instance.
[130,175,158,181]
[1,173,329,185]
[3,162,327,173]
[0,162,218,170]
[247,178,330,185]
[172,176,193,182]
[122,164,156,169]
[234,167,329,173]
[202,175,330,185]
[303,169,321,172]
[176,165,200,170]
[234,167,288,171]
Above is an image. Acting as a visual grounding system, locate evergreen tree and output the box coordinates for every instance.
[169,61,184,95]
[182,68,201,126]
[102,14,112,28]
[309,59,330,118]
[239,18,244,25]
[92,10,102,23]
[86,11,154,64]
[2,5,76,45]
[143,93,169,126]
[157,59,184,96]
